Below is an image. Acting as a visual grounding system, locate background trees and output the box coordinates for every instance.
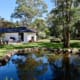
[10,0,49,39]
[11,0,47,26]
[49,0,80,48]
[31,18,49,39]
[0,17,15,28]
[0,0,80,48]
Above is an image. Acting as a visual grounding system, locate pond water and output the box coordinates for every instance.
[0,54,80,80]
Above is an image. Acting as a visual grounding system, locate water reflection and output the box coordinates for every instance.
[62,53,80,80]
[12,54,54,80]
[0,53,80,80]
[49,53,80,80]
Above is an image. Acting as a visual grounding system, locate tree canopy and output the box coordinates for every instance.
[0,17,15,28]
[49,0,80,47]
[31,18,49,39]
[11,0,48,25]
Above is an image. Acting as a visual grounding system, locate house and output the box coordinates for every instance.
[0,27,37,43]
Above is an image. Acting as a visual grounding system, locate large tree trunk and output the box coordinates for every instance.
[63,0,71,48]
[63,25,70,48]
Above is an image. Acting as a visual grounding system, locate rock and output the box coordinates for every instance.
[72,48,79,54]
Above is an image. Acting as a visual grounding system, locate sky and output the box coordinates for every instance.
[0,0,53,21]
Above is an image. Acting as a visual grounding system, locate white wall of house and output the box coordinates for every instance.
[4,33,19,41]
[24,32,37,42]
[4,32,37,42]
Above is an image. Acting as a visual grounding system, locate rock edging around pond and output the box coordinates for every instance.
[0,48,80,66]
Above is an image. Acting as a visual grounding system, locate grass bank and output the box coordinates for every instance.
[0,40,80,58]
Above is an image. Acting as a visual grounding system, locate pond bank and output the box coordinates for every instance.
[0,47,80,66]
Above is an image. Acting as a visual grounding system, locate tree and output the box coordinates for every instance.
[73,20,80,39]
[17,57,47,80]
[50,0,80,48]
[11,0,47,26]
[0,17,15,28]
[47,13,63,38]
[31,18,49,39]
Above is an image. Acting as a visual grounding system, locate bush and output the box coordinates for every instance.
[50,37,61,43]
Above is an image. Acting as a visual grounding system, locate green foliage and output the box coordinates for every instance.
[1,40,80,58]
[0,17,15,28]
[48,54,62,63]
[49,0,80,47]
[31,19,47,31]
[17,57,47,80]
[31,18,49,39]
[11,0,48,24]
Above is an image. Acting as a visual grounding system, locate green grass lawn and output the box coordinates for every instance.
[0,49,9,57]
[0,42,62,49]
[0,40,80,58]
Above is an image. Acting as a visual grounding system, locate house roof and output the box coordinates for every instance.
[0,27,35,33]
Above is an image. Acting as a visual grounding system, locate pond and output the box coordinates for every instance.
[0,53,80,80]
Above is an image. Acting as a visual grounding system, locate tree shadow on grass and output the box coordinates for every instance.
[0,45,5,48]
[0,42,63,49]
[11,42,63,49]
[70,42,80,48]
[0,44,15,49]
[36,42,63,48]
[8,42,63,49]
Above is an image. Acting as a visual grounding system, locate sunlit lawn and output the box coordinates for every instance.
[0,49,10,59]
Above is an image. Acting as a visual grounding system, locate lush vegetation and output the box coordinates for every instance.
[0,0,80,57]
[48,0,80,48]
[0,40,80,58]
[0,0,80,48]
[11,0,47,25]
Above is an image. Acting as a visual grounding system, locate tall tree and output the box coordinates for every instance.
[47,12,63,38]
[11,0,47,25]
[50,0,80,48]
[0,17,15,28]
[73,20,80,39]
[31,18,49,39]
